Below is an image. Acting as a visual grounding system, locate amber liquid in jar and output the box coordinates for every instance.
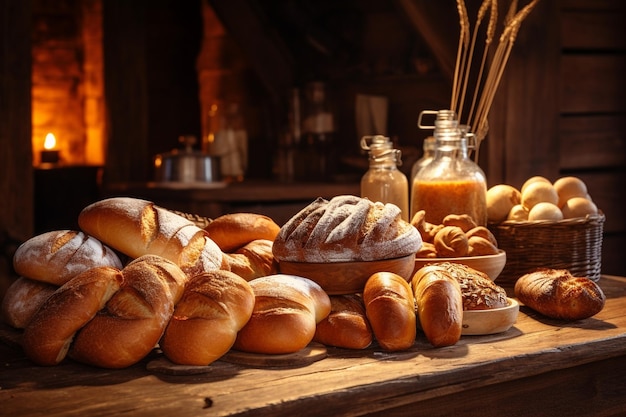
[411,179,487,226]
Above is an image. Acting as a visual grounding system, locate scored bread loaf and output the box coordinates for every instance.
[204,212,281,252]
[221,239,278,281]
[68,255,188,369]
[272,195,422,263]
[313,294,372,350]
[411,265,463,347]
[160,270,255,366]
[363,272,416,351]
[233,274,331,354]
[13,230,123,286]
[514,268,605,320]
[78,197,223,277]
[22,267,124,366]
[1,277,58,329]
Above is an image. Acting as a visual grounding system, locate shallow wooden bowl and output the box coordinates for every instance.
[461,298,519,335]
[277,253,416,295]
[413,250,507,281]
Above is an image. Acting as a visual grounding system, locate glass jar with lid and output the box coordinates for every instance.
[410,110,487,226]
[360,135,409,221]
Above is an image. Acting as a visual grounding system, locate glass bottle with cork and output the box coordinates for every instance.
[410,110,487,226]
[360,135,409,222]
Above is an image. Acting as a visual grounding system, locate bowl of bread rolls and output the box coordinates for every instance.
[272,195,423,295]
[411,211,506,280]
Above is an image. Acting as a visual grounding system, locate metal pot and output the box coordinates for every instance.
[154,136,221,183]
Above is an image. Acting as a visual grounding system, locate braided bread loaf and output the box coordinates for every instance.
[272,195,422,263]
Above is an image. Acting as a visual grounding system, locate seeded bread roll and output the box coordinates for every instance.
[272,195,422,263]
[424,262,508,310]
[514,268,605,320]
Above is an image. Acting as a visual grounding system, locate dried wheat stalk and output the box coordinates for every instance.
[451,0,540,162]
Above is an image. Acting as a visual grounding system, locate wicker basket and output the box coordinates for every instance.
[488,212,604,286]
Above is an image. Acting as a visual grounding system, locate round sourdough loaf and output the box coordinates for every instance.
[272,195,422,263]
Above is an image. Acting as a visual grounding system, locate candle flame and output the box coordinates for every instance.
[44,133,57,150]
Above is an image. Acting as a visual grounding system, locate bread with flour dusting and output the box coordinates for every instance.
[272,195,422,263]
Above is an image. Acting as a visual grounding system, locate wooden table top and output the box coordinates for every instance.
[1,275,626,417]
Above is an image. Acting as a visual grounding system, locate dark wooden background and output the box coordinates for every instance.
[1,0,625,298]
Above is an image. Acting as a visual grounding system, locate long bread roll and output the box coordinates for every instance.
[68,255,187,368]
[363,272,416,351]
[204,212,280,252]
[233,274,331,354]
[22,267,123,366]
[78,197,223,277]
[160,270,255,366]
[411,265,463,347]
[514,268,605,320]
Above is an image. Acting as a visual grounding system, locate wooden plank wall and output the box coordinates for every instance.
[558,0,626,276]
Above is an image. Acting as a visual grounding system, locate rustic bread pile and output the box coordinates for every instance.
[1,195,605,369]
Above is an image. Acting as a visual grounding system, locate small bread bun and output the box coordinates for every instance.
[22,267,123,366]
[222,239,278,281]
[13,230,123,286]
[160,270,255,366]
[314,294,372,350]
[363,272,416,351]
[69,255,187,369]
[1,277,58,329]
[233,274,331,354]
[204,213,281,252]
[433,226,469,257]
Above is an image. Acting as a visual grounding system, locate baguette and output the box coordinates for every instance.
[514,268,605,320]
[78,197,223,277]
[363,272,416,351]
[411,265,463,347]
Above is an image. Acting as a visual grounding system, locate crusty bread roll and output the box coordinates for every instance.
[13,230,123,286]
[78,197,223,277]
[314,294,372,350]
[204,213,281,252]
[69,255,187,368]
[434,262,508,310]
[222,239,278,281]
[411,265,463,347]
[363,272,416,351]
[1,277,58,329]
[514,268,605,320]
[233,274,331,354]
[22,267,123,366]
[273,195,422,263]
[160,270,255,366]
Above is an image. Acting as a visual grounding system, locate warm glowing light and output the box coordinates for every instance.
[43,133,57,150]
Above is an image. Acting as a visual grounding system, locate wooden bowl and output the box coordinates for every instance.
[461,298,519,335]
[277,254,416,295]
[413,250,507,281]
